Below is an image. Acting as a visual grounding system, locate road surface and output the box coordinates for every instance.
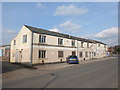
[2,57,118,88]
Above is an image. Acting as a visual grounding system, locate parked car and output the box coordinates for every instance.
[66,55,79,64]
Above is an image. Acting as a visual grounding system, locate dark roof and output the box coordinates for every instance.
[24,25,107,45]
[0,45,10,47]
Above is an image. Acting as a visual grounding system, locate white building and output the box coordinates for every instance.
[10,25,107,65]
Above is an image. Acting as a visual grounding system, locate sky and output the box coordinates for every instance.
[2,2,118,46]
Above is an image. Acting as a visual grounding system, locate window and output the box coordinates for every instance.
[71,40,75,46]
[81,41,84,48]
[58,38,63,45]
[79,52,83,57]
[14,40,16,45]
[87,43,89,48]
[85,52,88,57]
[89,52,91,57]
[92,52,94,56]
[23,35,27,43]
[72,51,76,55]
[0,49,2,56]
[39,35,46,43]
[58,51,63,57]
[39,50,46,58]
[94,52,96,56]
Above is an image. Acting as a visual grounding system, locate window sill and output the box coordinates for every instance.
[58,44,64,46]
[38,58,47,60]
[58,57,64,58]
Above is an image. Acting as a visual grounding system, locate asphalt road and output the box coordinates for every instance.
[2,57,118,88]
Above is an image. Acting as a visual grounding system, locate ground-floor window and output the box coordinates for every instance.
[58,51,64,57]
[39,50,46,58]
[94,52,96,56]
[89,52,91,57]
[85,52,88,57]
[79,52,83,57]
[92,52,94,56]
[72,51,76,55]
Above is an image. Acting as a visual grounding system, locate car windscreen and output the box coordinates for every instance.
[69,56,78,58]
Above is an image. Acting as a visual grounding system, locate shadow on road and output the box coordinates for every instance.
[2,61,37,74]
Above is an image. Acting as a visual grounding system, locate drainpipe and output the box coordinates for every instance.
[77,40,79,58]
[30,32,33,66]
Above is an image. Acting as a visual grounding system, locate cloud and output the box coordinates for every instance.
[81,27,118,46]
[102,37,118,46]
[94,27,118,39]
[94,27,118,46]
[52,21,81,33]
[2,30,17,45]
[36,3,45,8]
[3,30,16,34]
[54,5,87,16]
[49,28,59,32]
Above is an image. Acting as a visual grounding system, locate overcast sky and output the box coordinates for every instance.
[2,2,118,46]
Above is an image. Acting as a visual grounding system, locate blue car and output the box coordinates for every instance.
[66,55,79,64]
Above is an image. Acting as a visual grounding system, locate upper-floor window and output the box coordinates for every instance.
[87,43,89,48]
[23,34,27,43]
[39,50,46,58]
[58,38,63,45]
[39,35,46,43]
[71,40,75,46]
[58,51,63,57]
[81,41,84,48]
[14,40,16,45]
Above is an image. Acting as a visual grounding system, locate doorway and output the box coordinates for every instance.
[15,49,18,63]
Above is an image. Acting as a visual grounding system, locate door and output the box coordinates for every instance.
[15,49,18,62]
[89,52,91,59]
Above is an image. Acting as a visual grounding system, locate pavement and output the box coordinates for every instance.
[34,56,117,70]
[2,56,118,88]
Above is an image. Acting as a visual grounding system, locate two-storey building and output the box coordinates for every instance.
[10,25,107,65]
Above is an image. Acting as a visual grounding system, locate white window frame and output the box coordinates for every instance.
[39,35,46,43]
[58,51,64,58]
[58,38,63,45]
[79,52,83,57]
[14,40,16,45]
[23,34,27,43]
[39,50,46,58]
[71,40,75,46]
